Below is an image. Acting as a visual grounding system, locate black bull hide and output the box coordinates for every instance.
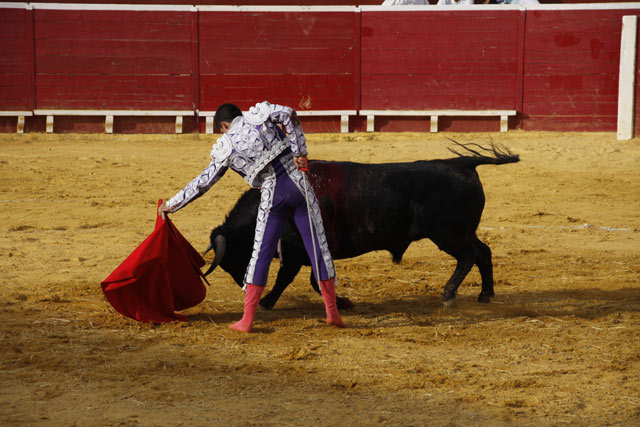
[206,145,519,309]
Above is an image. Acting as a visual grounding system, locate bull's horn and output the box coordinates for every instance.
[203,235,226,277]
[203,243,213,256]
[203,263,216,277]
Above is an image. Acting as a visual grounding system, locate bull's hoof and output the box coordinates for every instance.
[259,297,275,310]
[336,296,354,310]
[477,293,493,304]
[443,297,456,308]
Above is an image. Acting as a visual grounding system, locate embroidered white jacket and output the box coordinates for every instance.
[166,102,307,212]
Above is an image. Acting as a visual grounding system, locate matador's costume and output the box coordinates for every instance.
[165,101,343,331]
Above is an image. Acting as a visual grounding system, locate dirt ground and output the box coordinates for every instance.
[0,131,638,426]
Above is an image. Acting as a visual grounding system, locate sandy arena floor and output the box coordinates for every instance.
[0,131,639,426]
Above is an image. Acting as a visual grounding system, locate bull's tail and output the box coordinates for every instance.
[447,138,520,167]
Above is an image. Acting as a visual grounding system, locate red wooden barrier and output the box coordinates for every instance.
[637,20,640,137]
[1,3,639,134]
[0,4,33,133]
[33,5,197,111]
[360,7,522,131]
[198,7,359,113]
[26,0,384,5]
[523,6,640,131]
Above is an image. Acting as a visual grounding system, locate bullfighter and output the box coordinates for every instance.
[158,101,345,332]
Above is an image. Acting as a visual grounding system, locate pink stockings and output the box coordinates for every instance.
[229,279,345,333]
[228,284,264,333]
[321,278,345,328]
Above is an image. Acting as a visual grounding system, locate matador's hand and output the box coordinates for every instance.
[158,201,170,220]
[293,156,308,171]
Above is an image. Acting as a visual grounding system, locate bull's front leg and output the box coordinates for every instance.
[259,262,302,310]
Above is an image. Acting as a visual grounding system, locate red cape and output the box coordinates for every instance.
[101,200,207,323]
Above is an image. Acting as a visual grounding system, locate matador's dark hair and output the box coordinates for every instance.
[214,103,242,132]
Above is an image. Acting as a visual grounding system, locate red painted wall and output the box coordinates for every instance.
[0,7,33,111]
[33,8,197,110]
[199,10,360,113]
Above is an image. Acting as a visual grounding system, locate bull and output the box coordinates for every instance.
[204,142,519,309]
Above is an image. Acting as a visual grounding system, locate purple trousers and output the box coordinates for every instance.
[244,152,335,287]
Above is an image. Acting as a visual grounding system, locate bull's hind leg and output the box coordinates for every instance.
[434,237,477,306]
[472,236,495,303]
[442,257,475,306]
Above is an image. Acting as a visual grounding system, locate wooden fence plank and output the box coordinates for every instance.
[199,10,358,112]
[0,6,32,111]
[523,8,640,131]
[34,8,196,110]
[360,10,521,111]
[617,15,637,140]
